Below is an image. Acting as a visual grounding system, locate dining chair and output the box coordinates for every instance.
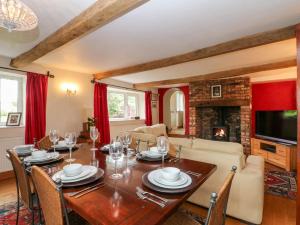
[30,165,89,225]
[7,149,41,225]
[163,166,237,225]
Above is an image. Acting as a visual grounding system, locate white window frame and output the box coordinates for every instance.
[0,73,25,126]
[107,88,140,121]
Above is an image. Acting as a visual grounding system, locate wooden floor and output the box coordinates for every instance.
[0,177,296,225]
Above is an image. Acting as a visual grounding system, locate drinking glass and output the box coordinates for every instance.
[121,133,132,156]
[157,136,168,168]
[49,129,59,153]
[65,132,76,163]
[109,139,123,180]
[90,126,99,151]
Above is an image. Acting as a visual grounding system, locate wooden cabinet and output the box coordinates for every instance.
[251,138,297,171]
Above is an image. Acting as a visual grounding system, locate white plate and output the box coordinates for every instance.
[14,145,34,154]
[52,144,68,149]
[24,152,59,163]
[153,170,188,186]
[52,166,98,183]
[141,150,167,159]
[59,166,94,181]
[148,170,192,189]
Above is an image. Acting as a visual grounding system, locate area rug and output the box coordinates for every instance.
[0,202,38,225]
[265,170,297,200]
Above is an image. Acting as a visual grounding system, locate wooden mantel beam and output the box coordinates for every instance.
[134,59,297,88]
[94,25,296,79]
[10,0,150,68]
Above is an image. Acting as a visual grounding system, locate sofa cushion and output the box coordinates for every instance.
[168,137,193,149]
[150,124,167,137]
[192,138,243,154]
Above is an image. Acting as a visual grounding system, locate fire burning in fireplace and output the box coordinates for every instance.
[212,126,229,141]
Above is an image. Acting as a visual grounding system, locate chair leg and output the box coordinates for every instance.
[16,194,20,225]
[31,209,35,225]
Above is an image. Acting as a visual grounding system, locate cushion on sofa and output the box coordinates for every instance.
[168,137,193,149]
[150,124,167,137]
[192,138,243,154]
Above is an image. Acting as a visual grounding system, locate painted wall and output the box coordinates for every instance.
[251,80,297,136]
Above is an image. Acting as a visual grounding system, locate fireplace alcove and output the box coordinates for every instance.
[196,106,241,143]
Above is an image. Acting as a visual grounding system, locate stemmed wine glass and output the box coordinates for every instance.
[157,136,168,168]
[90,126,99,151]
[65,132,77,163]
[109,138,123,180]
[49,129,59,153]
[121,133,132,156]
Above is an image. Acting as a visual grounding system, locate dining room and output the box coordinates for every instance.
[0,0,300,225]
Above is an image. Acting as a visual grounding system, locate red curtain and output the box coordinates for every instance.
[94,83,110,144]
[25,72,48,144]
[145,91,152,126]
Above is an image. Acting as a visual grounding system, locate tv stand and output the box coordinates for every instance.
[251,138,296,171]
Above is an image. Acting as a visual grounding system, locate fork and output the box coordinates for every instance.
[184,170,201,177]
[136,192,165,208]
[136,187,168,203]
[67,182,104,197]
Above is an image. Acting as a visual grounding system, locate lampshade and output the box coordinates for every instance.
[0,0,38,32]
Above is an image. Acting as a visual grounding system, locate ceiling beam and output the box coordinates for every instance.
[94,25,296,79]
[133,59,297,88]
[10,0,150,68]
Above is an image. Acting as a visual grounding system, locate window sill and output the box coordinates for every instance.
[0,125,25,129]
[109,119,145,126]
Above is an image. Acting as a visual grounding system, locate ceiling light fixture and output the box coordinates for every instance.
[0,0,38,32]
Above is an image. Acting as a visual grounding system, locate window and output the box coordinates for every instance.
[107,87,144,120]
[0,73,25,126]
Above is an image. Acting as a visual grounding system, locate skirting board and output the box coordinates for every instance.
[0,170,14,181]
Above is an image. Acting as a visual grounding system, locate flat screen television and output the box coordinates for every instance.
[255,110,297,144]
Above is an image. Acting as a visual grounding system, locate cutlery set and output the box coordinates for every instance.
[136,186,168,208]
[67,182,105,198]
[183,170,201,177]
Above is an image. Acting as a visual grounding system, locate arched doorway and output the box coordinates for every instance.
[163,88,185,135]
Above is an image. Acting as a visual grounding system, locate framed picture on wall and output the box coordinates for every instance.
[151,93,158,101]
[211,85,222,98]
[6,112,22,126]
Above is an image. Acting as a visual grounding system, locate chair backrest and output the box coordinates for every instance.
[8,150,32,208]
[31,166,66,225]
[37,136,63,150]
[206,166,237,225]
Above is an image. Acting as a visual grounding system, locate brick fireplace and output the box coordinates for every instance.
[189,77,251,154]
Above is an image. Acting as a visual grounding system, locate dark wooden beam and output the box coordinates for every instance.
[10,0,150,68]
[94,25,296,79]
[134,59,297,88]
[295,24,300,225]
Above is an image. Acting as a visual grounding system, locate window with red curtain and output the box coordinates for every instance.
[94,83,110,144]
[145,91,152,126]
[25,72,48,144]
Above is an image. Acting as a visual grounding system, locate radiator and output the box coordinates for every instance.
[0,137,24,172]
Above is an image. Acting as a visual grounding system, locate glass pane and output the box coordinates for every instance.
[127,95,137,118]
[108,92,125,118]
[0,78,19,123]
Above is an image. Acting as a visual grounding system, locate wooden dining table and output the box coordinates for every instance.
[44,144,217,225]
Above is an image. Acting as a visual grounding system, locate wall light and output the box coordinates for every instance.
[61,83,78,96]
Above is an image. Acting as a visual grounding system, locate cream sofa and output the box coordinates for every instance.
[129,124,264,224]
[168,137,264,224]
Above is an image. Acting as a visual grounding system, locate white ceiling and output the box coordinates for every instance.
[1,0,300,84]
[0,0,95,57]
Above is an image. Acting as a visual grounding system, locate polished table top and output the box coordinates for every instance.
[49,144,216,225]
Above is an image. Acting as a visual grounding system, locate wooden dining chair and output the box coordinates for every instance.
[30,166,89,225]
[7,149,40,225]
[163,166,237,225]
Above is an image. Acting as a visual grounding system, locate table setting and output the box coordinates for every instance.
[23,150,63,165]
[13,144,34,156]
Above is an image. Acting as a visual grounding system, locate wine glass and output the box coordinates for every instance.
[49,129,59,153]
[109,138,123,180]
[157,136,168,168]
[65,132,76,163]
[90,126,99,151]
[121,133,132,156]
